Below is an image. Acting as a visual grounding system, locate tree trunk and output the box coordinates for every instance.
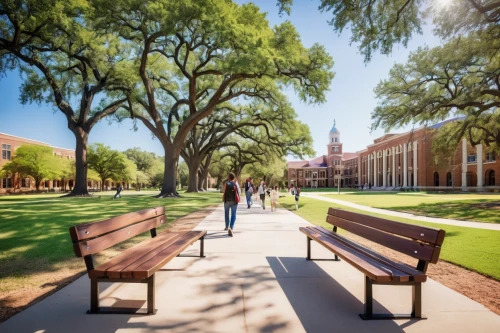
[68,129,89,196]
[197,170,205,192]
[158,149,179,197]
[187,158,199,193]
[101,178,105,191]
[35,179,40,192]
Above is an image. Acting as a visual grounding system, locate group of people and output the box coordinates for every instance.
[243,177,280,211]
[221,174,282,237]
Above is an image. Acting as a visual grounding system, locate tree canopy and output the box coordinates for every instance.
[87,143,135,190]
[0,0,133,196]
[0,145,62,190]
[277,0,500,62]
[97,0,333,196]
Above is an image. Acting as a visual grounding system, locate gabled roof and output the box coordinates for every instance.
[342,152,359,161]
[288,161,308,168]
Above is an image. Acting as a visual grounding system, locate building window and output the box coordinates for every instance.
[446,172,452,186]
[2,177,12,188]
[291,169,296,176]
[305,171,312,178]
[320,171,326,178]
[298,171,303,177]
[467,154,477,163]
[433,172,439,186]
[2,144,11,160]
[334,159,340,165]
[486,151,496,162]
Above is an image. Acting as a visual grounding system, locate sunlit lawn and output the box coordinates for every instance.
[321,192,500,223]
[0,191,221,295]
[279,195,500,280]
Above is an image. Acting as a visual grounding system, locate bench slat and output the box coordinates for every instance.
[73,216,164,257]
[106,232,187,279]
[326,215,439,263]
[69,206,165,242]
[129,231,207,279]
[300,227,408,283]
[310,226,427,282]
[327,208,445,246]
[88,232,183,279]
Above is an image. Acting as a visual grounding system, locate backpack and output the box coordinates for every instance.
[224,181,240,203]
[296,188,300,195]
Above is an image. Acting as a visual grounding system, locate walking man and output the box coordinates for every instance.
[244,177,253,209]
[258,181,266,210]
[113,183,122,199]
[223,172,240,237]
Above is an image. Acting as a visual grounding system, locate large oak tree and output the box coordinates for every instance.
[0,0,132,196]
[96,0,334,197]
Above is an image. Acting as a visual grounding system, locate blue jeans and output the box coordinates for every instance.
[245,191,252,206]
[224,201,238,229]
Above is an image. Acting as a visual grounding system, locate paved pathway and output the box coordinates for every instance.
[1,205,499,333]
[304,193,500,231]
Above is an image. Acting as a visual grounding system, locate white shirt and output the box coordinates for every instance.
[258,185,266,195]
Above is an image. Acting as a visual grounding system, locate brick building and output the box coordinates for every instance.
[288,119,499,191]
[0,132,103,194]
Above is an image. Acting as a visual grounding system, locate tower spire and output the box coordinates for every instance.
[334,119,336,127]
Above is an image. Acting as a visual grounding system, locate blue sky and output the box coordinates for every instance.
[0,1,442,158]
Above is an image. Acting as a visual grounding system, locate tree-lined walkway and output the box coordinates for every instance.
[1,204,499,332]
[304,193,500,231]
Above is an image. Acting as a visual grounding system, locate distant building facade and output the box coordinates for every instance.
[288,120,499,191]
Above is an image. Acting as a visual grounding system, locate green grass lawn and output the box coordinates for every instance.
[279,195,500,280]
[0,191,221,294]
[321,192,500,223]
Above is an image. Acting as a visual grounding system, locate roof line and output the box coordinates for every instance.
[0,132,74,151]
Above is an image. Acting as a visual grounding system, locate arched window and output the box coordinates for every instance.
[433,172,439,186]
[446,172,452,186]
[486,170,495,186]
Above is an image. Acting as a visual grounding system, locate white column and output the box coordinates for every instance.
[392,147,396,187]
[462,138,467,189]
[403,144,408,187]
[382,150,387,187]
[413,141,418,187]
[373,153,378,186]
[367,155,371,186]
[477,145,483,188]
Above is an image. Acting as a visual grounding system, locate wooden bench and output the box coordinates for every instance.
[300,208,445,320]
[69,206,206,315]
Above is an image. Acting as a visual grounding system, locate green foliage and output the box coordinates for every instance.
[87,143,135,185]
[373,29,500,149]
[277,0,500,62]
[124,147,164,187]
[0,145,61,189]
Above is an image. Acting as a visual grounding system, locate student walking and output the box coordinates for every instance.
[244,177,254,209]
[258,181,266,210]
[293,186,300,210]
[270,186,279,212]
[113,184,122,199]
[222,172,240,237]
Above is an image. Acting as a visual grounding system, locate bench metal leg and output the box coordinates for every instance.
[87,276,157,315]
[90,279,99,313]
[360,277,427,320]
[147,275,155,314]
[200,235,205,258]
[306,236,340,261]
[306,237,311,260]
[412,282,422,318]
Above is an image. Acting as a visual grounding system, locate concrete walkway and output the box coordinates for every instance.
[2,205,499,333]
[304,193,500,231]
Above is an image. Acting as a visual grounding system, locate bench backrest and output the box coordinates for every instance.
[326,208,445,264]
[69,206,166,258]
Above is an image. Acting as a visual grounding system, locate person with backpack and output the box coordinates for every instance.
[258,181,267,210]
[293,186,300,210]
[244,177,254,209]
[222,172,240,237]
